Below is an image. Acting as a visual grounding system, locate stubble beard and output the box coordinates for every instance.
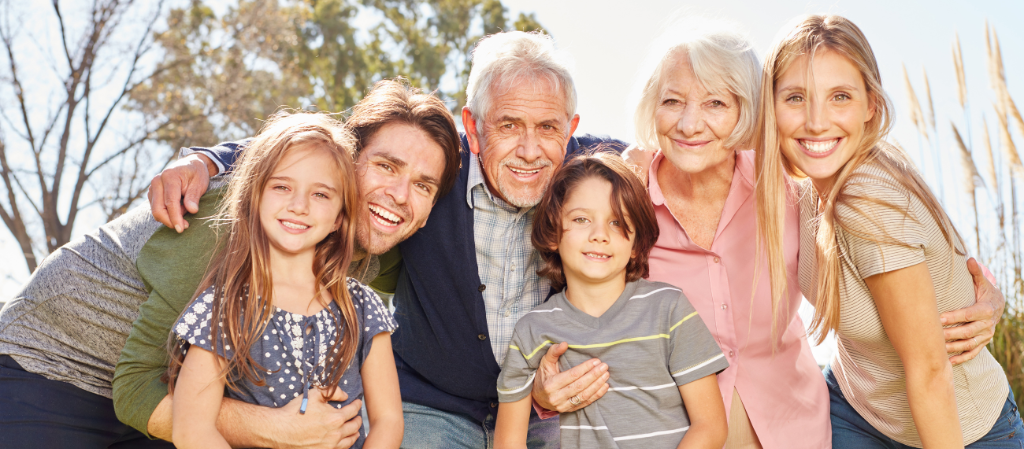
[496,156,553,208]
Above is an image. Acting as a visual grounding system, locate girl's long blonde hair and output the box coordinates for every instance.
[755,15,966,344]
[168,111,360,398]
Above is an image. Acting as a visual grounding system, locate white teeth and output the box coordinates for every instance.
[368,204,400,224]
[585,253,610,259]
[510,167,541,175]
[801,139,839,154]
[281,221,309,230]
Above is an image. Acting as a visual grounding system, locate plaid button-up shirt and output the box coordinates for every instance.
[466,155,550,364]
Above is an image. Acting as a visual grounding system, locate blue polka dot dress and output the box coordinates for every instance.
[174,278,396,448]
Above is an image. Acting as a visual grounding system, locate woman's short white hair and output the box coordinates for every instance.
[634,19,761,152]
[465,31,577,135]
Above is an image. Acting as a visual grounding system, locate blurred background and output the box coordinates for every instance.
[0,0,1021,400]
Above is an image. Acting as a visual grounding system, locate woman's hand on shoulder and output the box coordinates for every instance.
[621,144,656,185]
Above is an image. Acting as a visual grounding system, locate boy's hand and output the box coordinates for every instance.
[531,342,610,413]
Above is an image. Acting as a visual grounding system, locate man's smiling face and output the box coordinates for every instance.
[465,77,580,208]
[354,121,446,255]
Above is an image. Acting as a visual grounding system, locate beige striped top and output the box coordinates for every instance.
[798,161,1008,447]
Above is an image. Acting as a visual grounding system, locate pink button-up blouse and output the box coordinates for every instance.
[647,150,830,448]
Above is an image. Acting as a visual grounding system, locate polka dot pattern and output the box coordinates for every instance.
[173,279,397,423]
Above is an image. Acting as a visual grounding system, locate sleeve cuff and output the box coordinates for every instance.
[532,398,559,419]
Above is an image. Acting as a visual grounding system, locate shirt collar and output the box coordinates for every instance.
[466,153,493,208]
[647,149,756,201]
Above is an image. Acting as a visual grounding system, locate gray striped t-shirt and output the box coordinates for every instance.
[497,279,728,448]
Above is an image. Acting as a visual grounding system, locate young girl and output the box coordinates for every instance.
[167,112,402,449]
[494,152,729,448]
[756,15,1024,448]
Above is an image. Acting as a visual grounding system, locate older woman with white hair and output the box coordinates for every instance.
[619,20,1006,448]
[629,24,828,448]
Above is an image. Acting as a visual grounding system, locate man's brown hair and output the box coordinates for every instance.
[347,78,461,200]
[532,151,659,290]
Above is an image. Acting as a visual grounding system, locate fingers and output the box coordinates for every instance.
[967,257,998,286]
[539,342,568,371]
[620,144,654,184]
[161,174,186,232]
[949,341,986,366]
[942,316,993,342]
[567,370,610,412]
[149,174,172,228]
[551,362,609,413]
[337,398,362,421]
[182,157,212,214]
[940,302,993,326]
[182,178,206,215]
[334,414,363,449]
[325,387,350,403]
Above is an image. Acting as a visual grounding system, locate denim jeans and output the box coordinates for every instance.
[0,355,175,449]
[825,365,1024,448]
[400,401,560,448]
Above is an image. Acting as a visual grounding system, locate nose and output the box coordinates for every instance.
[384,174,410,205]
[677,103,705,137]
[287,191,310,215]
[515,127,544,163]
[589,221,610,243]
[806,95,830,134]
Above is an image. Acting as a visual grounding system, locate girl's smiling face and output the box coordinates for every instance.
[775,48,876,194]
[557,176,635,290]
[259,143,345,259]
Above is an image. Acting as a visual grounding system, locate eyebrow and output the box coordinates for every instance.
[374,152,440,186]
[563,207,592,215]
[269,176,338,193]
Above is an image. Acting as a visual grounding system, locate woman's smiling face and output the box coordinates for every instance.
[774,48,875,193]
[654,53,741,176]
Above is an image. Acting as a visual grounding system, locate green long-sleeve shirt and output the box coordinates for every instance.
[112,187,401,436]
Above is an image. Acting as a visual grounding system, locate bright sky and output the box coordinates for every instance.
[3,0,1022,363]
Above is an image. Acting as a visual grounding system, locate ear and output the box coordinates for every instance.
[865,93,877,123]
[334,213,344,232]
[462,107,482,155]
[568,114,581,139]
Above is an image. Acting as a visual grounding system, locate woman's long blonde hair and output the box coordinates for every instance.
[755,15,966,344]
[168,111,360,397]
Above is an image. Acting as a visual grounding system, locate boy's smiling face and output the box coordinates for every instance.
[557,176,634,293]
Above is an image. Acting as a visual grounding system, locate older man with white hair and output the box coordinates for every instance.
[390,31,622,447]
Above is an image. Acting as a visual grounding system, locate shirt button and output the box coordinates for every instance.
[478,334,488,341]
[504,310,511,317]
[721,304,728,310]
[491,402,498,408]
[478,284,486,292]
[729,350,735,357]
[713,257,720,263]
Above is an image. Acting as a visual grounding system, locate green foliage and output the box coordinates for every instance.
[127,0,549,148]
[992,307,1024,409]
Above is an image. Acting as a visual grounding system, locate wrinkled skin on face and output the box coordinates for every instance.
[463,77,580,208]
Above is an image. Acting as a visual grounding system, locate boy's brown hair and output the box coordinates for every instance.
[532,151,659,290]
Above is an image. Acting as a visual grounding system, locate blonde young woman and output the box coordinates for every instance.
[619,18,1008,449]
[756,15,1024,448]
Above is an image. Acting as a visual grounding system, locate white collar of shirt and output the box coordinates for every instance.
[466,152,494,209]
